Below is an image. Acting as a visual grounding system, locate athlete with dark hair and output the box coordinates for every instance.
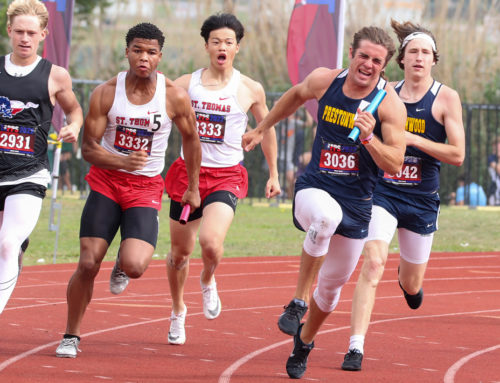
[0,0,82,315]
[55,22,201,358]
[163,13,280,345]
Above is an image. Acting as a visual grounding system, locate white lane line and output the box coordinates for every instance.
[443,344,500,383]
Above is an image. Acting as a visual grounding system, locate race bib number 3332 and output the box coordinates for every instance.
[319,141,359,176]
[0,124,36,156]
[114,125,153,155]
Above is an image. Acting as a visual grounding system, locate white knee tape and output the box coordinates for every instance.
[303,215,341,257]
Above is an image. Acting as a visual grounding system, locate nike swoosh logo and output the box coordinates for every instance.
[416,108,425,112]
[219,97,229,101]
[207,299,221,317]
[148,110,159,114]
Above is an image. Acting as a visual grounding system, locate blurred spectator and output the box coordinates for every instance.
[59,141,76,194]
[452,175,487,206]
[488,161,500,205]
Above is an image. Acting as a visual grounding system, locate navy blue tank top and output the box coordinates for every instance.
[0,56,53,182]
[295,70,386,199]
[377,80,446,195]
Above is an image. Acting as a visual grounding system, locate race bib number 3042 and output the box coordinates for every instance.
[196,111,226,144]
[383,156,422,185]
[319,141,359,176]
[114,126,153,155]
[0,124,36,156]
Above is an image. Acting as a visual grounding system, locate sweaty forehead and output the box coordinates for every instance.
[356,40,388,58]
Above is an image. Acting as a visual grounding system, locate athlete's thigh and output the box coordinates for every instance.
[1,194,43,241]
[294,188,342,230]
[198,201,235,245]
[80,191,122,245]
[366,205,398,243]
[169,217,200,256]
[398,228,434,264]
[120,206,159,247]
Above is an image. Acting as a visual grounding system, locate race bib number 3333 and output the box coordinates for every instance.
[319,141,359,176]
[196,111,226,144]
[114,126,153,155]
[0,124,36,156]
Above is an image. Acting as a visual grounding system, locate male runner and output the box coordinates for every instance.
[55,22,201,358]
[164,13,280,345]
[341,20,465,371]
[0,0,82,315]
[243,25,407,379]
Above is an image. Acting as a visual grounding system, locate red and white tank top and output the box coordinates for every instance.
[181,68,248,167]
[102,71,172,177]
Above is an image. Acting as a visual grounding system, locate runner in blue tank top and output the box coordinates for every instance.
[243,26,407,379]
[342,20,465,372]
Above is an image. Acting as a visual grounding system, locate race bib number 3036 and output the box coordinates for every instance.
[114,126,153,155]
[0,124,36,156]
[196,111,226,144]
[319,141,359,176]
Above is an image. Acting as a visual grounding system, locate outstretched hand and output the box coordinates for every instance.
[241,128,264,152]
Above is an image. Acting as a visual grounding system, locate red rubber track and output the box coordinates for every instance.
[1,252,499,383]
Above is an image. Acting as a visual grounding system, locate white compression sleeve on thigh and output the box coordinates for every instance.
[0,194,43,313]
[398,228,434,264]
[313,235,365,312]
[294,188,343,257]
[366,205,398,243]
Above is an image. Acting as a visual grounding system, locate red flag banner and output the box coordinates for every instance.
[42,0,75,131]
[287,0,345,121]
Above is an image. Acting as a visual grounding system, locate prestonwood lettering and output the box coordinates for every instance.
[321,105,355,129]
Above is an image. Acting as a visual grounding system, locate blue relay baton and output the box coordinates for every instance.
[347,89,387,142]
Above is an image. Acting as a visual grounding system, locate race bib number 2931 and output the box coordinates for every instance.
[0,124,36,156]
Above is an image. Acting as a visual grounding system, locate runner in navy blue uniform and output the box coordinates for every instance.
[243,26,407,379]
[0,0,82,315]
[55,23,201,358]
[341,20,465,372]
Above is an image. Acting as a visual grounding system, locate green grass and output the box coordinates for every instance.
[23,193,500,266]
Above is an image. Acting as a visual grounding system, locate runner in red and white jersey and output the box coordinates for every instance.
[55,23,201,358]
[163,13,281,346]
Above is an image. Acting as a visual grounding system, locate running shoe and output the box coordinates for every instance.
[278,298,308,336]
[201,279,221,320]
[55,336,81,358]
[341,349,363,371]
[398,266,424,309]
[18,238,29,275]
[399,280,424,309]
[168,305,187,345]
[110,252,129,295]
[286,323,314,379]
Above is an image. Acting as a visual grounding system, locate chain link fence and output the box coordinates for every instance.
[59,80,500,206]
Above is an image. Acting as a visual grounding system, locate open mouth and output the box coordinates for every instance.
[217,53,227,65]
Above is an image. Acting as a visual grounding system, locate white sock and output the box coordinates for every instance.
[349,334,365,354]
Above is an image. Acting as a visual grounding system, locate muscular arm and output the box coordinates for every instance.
[361,86,407,175]
[50,65,83,143]
[82,81,147,171]
[247,80,281,198]
[167,80,201,210]
[242,67,338,151]
[405,86,465,167]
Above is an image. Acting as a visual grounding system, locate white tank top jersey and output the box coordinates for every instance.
[102,71,172,177]
[181,68,248,168]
